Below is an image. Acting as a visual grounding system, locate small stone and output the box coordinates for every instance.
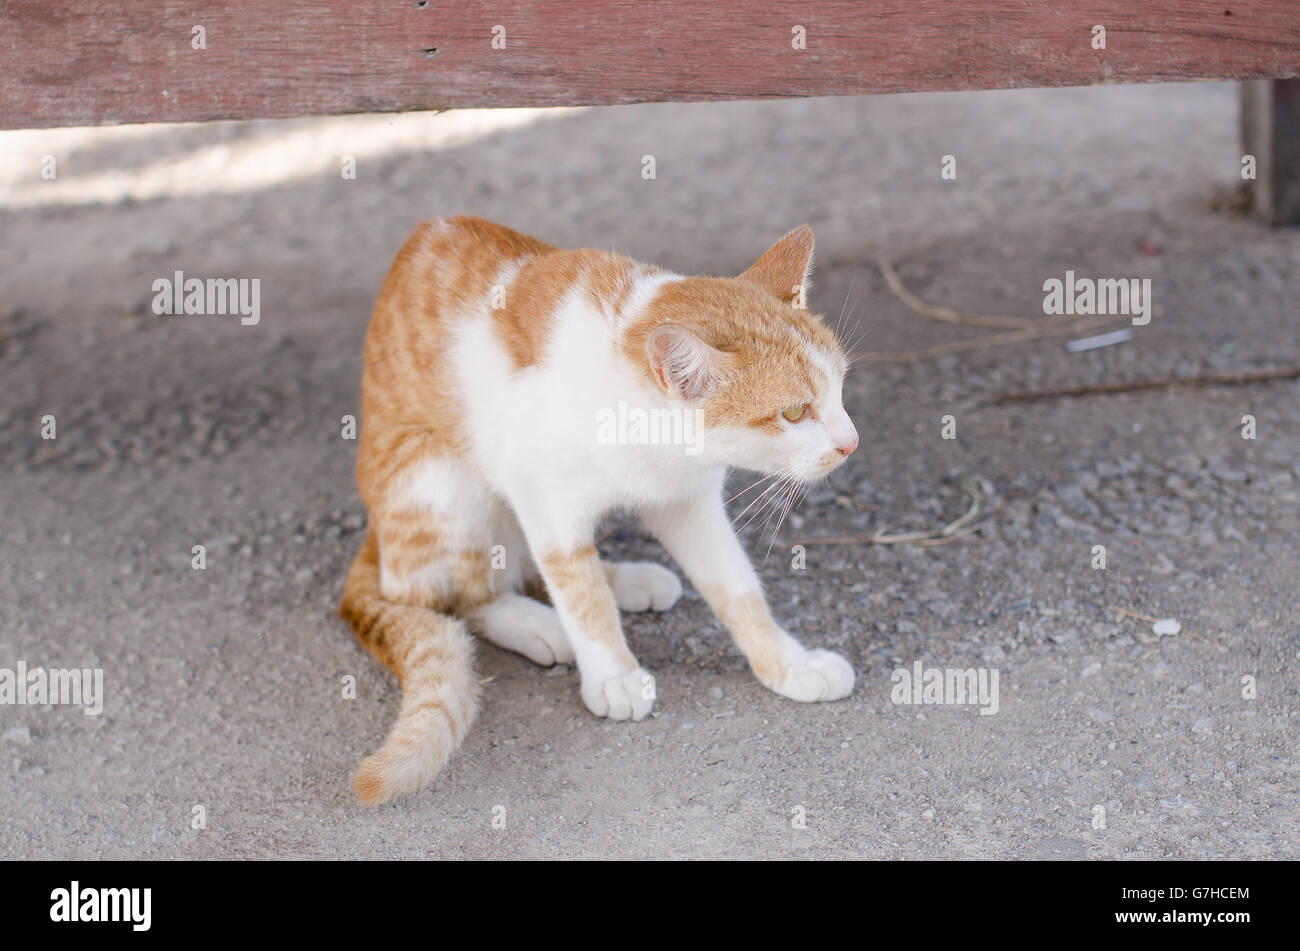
[921,808,936,822]
[1080,662,1102,678]
[1192,717,1213,735]
[1152,618,1181,637]
[708,686,724,701]
[3,726,32,746]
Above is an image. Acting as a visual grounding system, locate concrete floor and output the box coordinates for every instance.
[1,82,1296,859]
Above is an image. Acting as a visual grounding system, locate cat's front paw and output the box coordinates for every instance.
[605,561,682,612]
[768,647,855,702]
[581,666,657,720]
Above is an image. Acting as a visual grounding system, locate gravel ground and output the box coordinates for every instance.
[0,82,1296,859]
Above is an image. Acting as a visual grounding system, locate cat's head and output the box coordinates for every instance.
[633,226,858,482]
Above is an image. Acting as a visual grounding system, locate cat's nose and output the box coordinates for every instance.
[829,412,858,457]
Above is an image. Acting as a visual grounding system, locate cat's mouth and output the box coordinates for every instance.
[815,449,855,478]
[782,458,844,484]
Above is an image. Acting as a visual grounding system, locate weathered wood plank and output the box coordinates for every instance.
[2,1,1299,130]
[1241,78,1300,223]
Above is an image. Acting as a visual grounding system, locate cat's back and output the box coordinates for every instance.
[374,216,555,325]
[357,217,557,481]
[367,216,653,378]
[362,216,556,409]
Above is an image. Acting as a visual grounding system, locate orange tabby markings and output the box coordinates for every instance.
[699,585,787,686]
[538,547,632,661]
[340,531,479,805]
[622,276,842,428]
[358,217,552,479]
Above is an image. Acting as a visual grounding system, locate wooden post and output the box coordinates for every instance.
[1241,79,1300,225]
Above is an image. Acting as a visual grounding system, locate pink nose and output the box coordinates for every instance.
[836,436,858,457]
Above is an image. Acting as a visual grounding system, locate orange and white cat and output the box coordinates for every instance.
[340,217,859,804]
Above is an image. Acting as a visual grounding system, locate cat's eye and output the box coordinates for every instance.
[781,403,810,423]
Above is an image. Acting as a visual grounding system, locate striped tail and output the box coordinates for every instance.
[339,531,480,805]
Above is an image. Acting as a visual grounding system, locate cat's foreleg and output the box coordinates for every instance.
[642,485,854,702]
[512,497,657,720]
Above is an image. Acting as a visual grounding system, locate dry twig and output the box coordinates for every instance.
[796,479,985,547]
[993,366,1300,404]
[854,258,1128,364]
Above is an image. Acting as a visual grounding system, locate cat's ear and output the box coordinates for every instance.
[737,224,814,305]
[646,323,725,401]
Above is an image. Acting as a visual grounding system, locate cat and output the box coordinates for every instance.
[340,216,859,804]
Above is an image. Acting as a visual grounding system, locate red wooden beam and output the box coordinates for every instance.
[2,1,1299,130]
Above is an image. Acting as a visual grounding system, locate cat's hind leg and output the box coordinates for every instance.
[467,506,573,665]
[602,560,682,612]
[467,593,574,666]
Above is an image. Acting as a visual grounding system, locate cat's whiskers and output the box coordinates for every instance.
[735,476,789,536]
[841,308,868,353]
[757,474,799,542]
[761,478,811,564]
[752,474,793,535]
[725,466,790,507]
[652,465,795,546]
[833,280,857,340]
[740,470,800,537]
[732,468,798,534]
[842,315,874,369]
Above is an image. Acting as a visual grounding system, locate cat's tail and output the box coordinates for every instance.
[338,531,480,805]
